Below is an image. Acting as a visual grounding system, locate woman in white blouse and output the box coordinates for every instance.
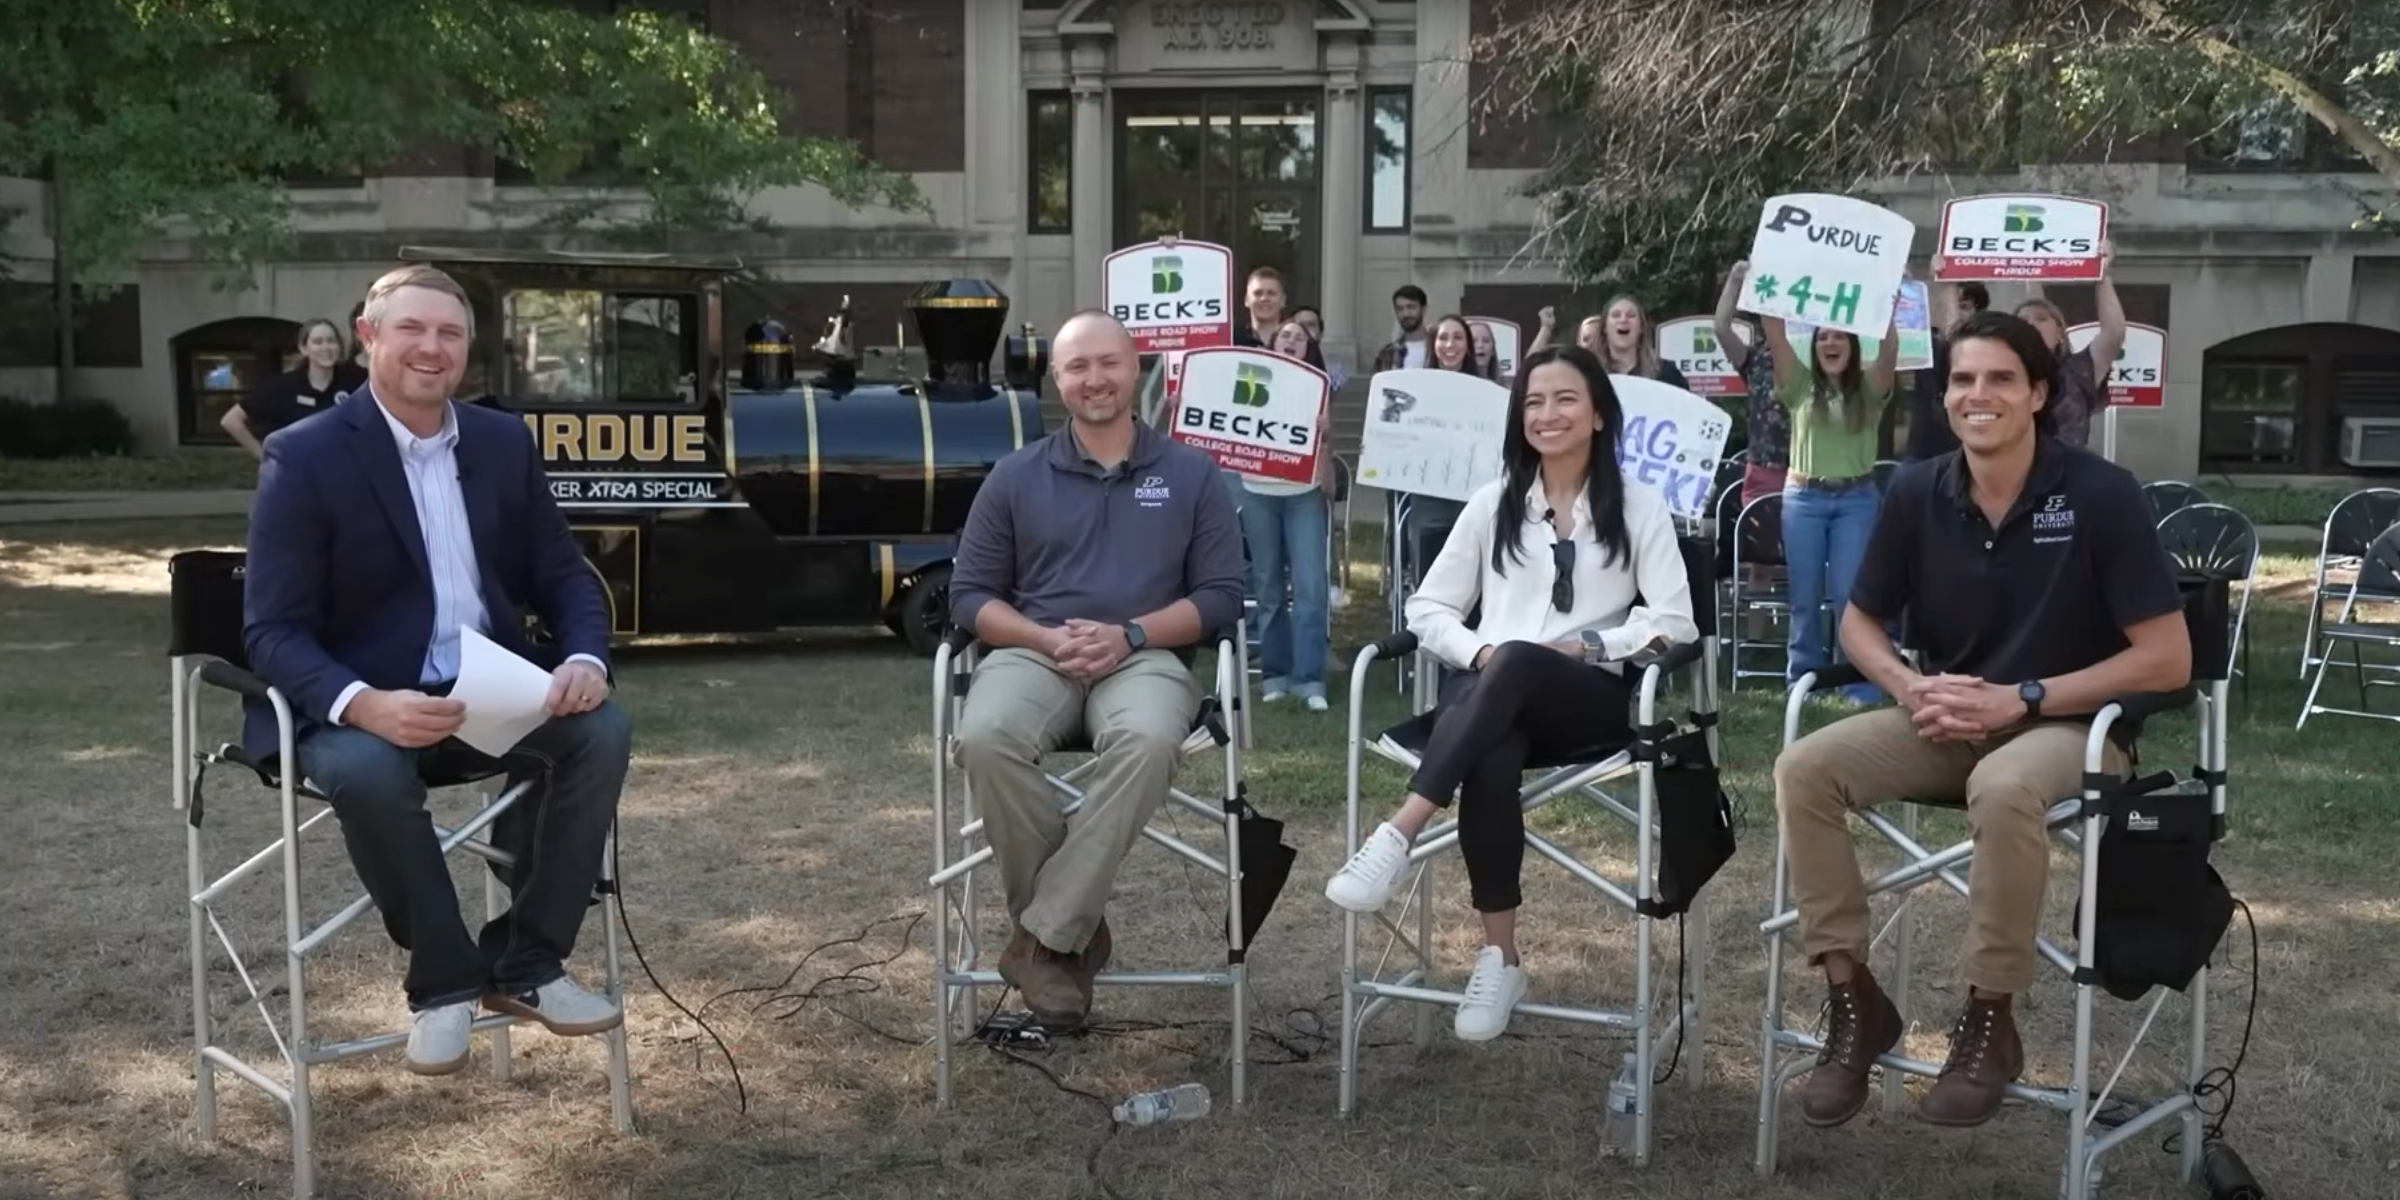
[1324,344,1699,1042]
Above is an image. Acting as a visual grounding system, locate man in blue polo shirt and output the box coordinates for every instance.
[1772,311,2191,1130]
[948,309,1248,1031]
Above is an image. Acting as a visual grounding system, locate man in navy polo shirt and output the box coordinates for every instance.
[948,309,1248,1032]
[1771,311,2191,1130]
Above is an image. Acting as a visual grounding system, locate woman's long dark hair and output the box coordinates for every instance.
[1809,326,1871,432]
[1430,314,1494,379]
[1492,345,1632,575]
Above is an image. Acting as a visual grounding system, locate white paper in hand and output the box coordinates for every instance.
[453,627,557,757]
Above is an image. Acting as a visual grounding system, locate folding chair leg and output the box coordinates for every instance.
[597,830,636,1135]
[487,792,515,1082]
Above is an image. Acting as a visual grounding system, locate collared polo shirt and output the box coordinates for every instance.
[1850,438,2184,690]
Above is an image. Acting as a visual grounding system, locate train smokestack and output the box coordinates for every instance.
[906,279,1009,387]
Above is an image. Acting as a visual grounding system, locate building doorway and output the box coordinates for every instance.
[1117,91,1322,320]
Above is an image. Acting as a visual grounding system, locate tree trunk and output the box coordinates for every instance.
[50,164,75,401]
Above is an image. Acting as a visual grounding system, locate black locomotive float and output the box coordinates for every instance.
[400,246,1050,654]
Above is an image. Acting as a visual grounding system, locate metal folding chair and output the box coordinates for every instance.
[928,628,1263,1106]
[2140,479,2209,526]
[1755,575,2237,1200]
[2156,502,2258,698]
[1724,490,1795,691]
[2297,520,2400,729]
[165,550,634,1200]
[1333,536,1731,1166]
[2297,487,2400,679]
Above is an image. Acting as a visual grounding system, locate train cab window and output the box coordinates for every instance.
[501,288,701,405]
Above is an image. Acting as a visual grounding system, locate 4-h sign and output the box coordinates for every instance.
[1171,346,1327,485]
[1936,194,2108,282]
[2068,321,2166,408]
[1656,315,1746,398]
[1736,193,1916,338]
[1103,237,1234,355]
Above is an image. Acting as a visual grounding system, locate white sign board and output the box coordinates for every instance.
[2068,321,2166,409]
[1936,194,2108,282]
[1169,347,1328,485]
[1737,193,1916,338]
[1103,238,1235,355]
[1656,315,1746,398]
[1357,368,1509,503]
[1466,317,1522,382]
[1610,375,1733,521]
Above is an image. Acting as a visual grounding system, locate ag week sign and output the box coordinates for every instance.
[1103,238,1235,354]
[1737,193,1915,338]
[1656,316,1747,398]
[1936,194,2108,282]
[1610,375,1734,521]
[2068,321,2166,408]
[1170,346,1328,485]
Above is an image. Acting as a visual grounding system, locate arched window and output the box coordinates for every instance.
[172,318,301,446]
[2202,323,2400,474]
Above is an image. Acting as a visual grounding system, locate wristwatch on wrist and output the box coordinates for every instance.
[2018,679,2046,721]
[1578,629,1607,664]
[1121,621,1148,651]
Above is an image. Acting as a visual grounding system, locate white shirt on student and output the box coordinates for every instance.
[1404,474,1699,673]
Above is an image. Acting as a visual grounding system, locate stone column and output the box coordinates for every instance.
[1320,40,1364,376]
[1069,39,1112,310]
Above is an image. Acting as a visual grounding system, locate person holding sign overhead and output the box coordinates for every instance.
[2013,239,2126,450]
[1532,297,1689,390]
[1765,306,1901,707]
[1324,345,1699,1042]
[1241,319,1338,711]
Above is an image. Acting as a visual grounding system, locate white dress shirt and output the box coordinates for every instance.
[328,398,600,726]
[1405,474,1699,673]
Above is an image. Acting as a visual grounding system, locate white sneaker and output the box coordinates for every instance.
[484,973,623,1037]
[406,1001,474,1076]
[1324,821,1411,912]
[1261,687,1288,703]
[1304,695,1329,713]
[1454,945,1528,1042]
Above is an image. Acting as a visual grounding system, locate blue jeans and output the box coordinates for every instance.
[295,700,632,1009]
[1238,487,1332,698]
[1782,479,1884,705]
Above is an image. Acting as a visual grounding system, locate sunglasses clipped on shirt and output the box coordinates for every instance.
[1550,538,1576,613]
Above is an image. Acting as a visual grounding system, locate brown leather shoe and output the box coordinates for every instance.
[1919,992,2024,1127]
[1801,966,1904,1127]
[1068,918,1113,1001]
[998,927,1088,1030]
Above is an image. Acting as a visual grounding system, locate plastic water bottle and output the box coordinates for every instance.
[1601,1052,1640,1155]
[1113,1082,1212,1127]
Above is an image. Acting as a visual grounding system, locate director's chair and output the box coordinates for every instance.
[165,551,634,1200]
[1333,536,1735,1167]
[929,626,1283,1106]
[1755,574,2238,1200]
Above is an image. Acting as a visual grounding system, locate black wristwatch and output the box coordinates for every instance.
[2018,679,2046,721]
[1121,621,1148,651]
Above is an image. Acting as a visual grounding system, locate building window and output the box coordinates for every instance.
[1029,92,1073,233]
[501,290,700,404]
[2202,361,2305,469]
[171,317,303,446]
[1366,87,1410,231]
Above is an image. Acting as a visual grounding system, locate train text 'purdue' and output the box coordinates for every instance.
[524,412,711,464]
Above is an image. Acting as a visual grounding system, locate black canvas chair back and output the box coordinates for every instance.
[168,550,250,669]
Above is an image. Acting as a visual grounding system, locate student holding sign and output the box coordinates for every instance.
[1239,320,1338,711]
[2012,240,2126,450]
[1765,307,1901,707]
[1325,345,1699,1043]
[1531,297,1690,390]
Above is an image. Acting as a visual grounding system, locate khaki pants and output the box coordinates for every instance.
[1773,706,2126,994]
[954,647,1200,955]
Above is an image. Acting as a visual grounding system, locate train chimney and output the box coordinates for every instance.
[905,278,1009,387]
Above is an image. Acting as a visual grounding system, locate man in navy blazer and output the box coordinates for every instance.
[242,263,632,1077]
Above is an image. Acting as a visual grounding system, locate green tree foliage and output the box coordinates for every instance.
[1473,0,2400,297]
[0,0,928,287]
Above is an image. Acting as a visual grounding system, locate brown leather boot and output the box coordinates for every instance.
[1800,965,1904,1127]
[997,927,1088,1030]
[1919,992,2024,1126]
[1067,918,1112,1002]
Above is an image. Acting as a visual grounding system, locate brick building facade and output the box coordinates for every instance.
[4,0,2399,480]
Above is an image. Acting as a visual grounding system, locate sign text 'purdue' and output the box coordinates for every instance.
[524,412,711,464]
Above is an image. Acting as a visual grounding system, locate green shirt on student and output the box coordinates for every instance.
[1779,372,1890,482]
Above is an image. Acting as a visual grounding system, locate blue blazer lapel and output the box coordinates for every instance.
[342,388,431,585]
[457,418,509,600]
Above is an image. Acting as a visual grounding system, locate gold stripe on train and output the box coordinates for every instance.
[878,543,896,608]
[804,383,821,537]
[1005,386,1025,449]
[910,297,1006,309]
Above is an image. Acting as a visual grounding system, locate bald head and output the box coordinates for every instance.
[1051,308,1140,428]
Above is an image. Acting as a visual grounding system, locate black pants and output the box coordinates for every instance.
[1407,641,1636,913]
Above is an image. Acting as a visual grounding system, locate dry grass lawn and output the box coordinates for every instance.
[2,517,2395,1200]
